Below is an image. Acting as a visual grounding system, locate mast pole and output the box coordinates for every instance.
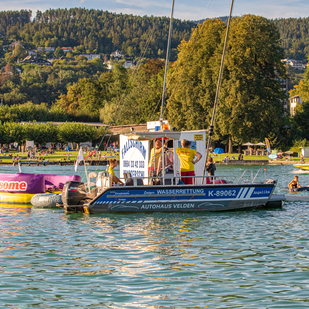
[202,0,234,182]
[159,0,175,125]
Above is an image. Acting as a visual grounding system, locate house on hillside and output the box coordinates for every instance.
[80,54,101,60]
[289,95,303,116]
[28,50,37,56]
[37,47,55,52]
[59,56,75,61]
[288,59,304,70]
[10,41,23,48]
[110,50,124,60]
[104,59,135,70]
[22,55,51,65]
[61,47,73,53]
[123,60,134,68]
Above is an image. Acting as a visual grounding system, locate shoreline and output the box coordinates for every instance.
[0,159,303,166]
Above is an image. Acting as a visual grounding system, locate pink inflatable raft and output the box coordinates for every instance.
[0,173,81,205]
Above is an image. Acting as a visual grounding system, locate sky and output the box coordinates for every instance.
[0,0,308,21]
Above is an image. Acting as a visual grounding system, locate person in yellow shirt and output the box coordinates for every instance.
[108,158,124,185]
[176,139,202,185]
[148,139,163,176]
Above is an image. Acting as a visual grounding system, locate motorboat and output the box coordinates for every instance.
[62,0,283,213]
[62,129,282,213]
[293,164,309,171]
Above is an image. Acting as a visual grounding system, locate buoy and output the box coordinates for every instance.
[31,193,62,208]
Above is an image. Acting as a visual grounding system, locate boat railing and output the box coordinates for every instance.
[122,175,239,186]
[97,171,112,193]
[238,169,254,183]
[252,168,267,184]
[121,171,271,187]
[238,168,269,184]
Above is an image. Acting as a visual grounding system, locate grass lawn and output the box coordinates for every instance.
[0,150,302,165]
[210,153,302,162]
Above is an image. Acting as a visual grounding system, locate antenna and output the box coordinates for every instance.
[202,0,234,181]
[159,0,175,126]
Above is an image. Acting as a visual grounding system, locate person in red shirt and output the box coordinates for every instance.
[176,139,202,185]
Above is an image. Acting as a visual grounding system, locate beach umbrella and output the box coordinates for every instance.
[255,142,266,146]
[214,148,224,154]
[284,150,294,159]
[242,142,254,150]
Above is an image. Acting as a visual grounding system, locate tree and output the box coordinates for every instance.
[289,56,309,102]
[1,122,24,145]
[54,46,63,58]
[216,15,287,146]
[56,77,105,117]
[14,43,27,60]
[166,15,287,147]
[166,18,226,130]
[58,122,98,145]
[23,122,59,146]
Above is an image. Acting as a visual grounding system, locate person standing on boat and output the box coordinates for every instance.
[148,139,163,176]
[108,158,124,186]
[176,139,202,185]
[206,157,216,179]
[288,175,301,190]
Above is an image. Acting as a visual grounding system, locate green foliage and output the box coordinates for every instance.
[0,8,194,59]
[22,121,59,144]
[56,77,105,118]
[99,102,117,125]
[289,56,309,102]
[272,17,309,62]
[57,122,98,144]
[286,65,305,90]
[54,46,63,58]
[291,102,309,140]
[14,43,27,60]
[1,122,24,144]
[166,19,226,130]
[289,57,309,144]
[289,138,309,153]
[0,9,308,148]
[0,121,105,145]
[217,15,287,145]
[166,15,287,147]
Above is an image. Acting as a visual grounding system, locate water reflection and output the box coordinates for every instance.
[0,165,309,307]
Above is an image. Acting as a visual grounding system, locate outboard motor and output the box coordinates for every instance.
[62,181,87,206]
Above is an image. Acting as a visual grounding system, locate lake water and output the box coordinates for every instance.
[1,164,309,308]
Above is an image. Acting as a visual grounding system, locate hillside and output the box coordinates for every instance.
[195,16,309,63]
[0,8,195,61]
[272,18,309,62]
[1,9,309,62]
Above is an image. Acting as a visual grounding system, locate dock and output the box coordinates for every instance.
[285,195,309,202]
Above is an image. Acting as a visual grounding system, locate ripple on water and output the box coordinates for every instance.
[0,165,309,307]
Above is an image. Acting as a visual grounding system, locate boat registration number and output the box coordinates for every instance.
[208,190,237,197]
